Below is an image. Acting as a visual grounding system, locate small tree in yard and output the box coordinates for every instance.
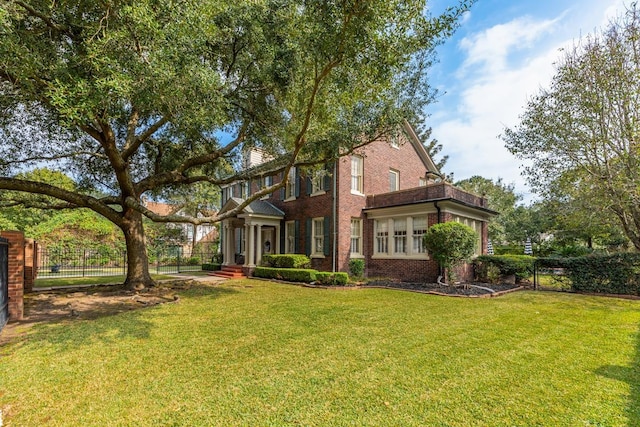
[423,222,477,284]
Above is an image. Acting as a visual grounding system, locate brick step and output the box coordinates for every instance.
[208,265,246,279]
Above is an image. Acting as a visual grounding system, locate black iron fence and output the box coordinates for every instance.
[36,246,220,279]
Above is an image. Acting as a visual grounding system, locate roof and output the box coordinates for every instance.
[220,197,285,218]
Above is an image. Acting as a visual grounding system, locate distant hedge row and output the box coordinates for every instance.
[536,254,640,295]
[474,255,535,283]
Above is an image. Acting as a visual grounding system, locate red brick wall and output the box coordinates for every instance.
[335,137,431,273]
[24,239,36,292]
[1,231,24,321]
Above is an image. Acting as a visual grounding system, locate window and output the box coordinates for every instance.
[351,155,363,194]
[412,217,428,253]
[285,167,297,200]
[375,220,389,254]
[389,169,399,192]
[240,181,249,199]
[390,130,400,148]
[393,219,407,254]
[285,221,296,253]
[312,218,324,256]
[310,170,326,195]
[262,175,273,188]
[419,177,427,187]
[350,219,362,255]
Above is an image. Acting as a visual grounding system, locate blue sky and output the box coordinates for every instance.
[425,0,628,203]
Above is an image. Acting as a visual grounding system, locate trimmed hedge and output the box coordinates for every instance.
[474,255,536,282]
[349,259,365,278]
[253,267,317,282]
[537,254,640,295]
[316,272,349,286]
[262,254,311,269]
[202,263,222,271]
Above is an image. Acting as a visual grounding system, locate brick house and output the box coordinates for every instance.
[218,121,496,282]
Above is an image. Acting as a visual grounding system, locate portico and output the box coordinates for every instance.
[219,198,284,269]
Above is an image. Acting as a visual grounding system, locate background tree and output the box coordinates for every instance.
[503,5,640,251]
[0,0,473,289]
[455,176,520,243]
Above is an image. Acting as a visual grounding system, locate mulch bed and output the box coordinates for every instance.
[363,280,524,297]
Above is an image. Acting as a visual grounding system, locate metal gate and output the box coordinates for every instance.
[0,237,9,331]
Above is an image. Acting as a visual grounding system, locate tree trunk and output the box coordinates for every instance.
[121,208,155,290]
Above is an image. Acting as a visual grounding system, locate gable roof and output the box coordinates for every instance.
[402,120,440,175]
[219,197,285,218]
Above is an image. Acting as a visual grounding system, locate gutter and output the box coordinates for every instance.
[332,160,337,273]
[434,200,443,279]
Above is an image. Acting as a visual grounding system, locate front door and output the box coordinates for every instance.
[261,229,274,257]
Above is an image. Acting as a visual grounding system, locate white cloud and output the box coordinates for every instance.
[458,16,561,75]
[430,1,628,203]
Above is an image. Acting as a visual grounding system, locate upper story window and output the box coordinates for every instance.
[351,155,363,194]
[285,167,297,200]
[310,170,327,195]
[389,169,399,192]
[419,177,427,187]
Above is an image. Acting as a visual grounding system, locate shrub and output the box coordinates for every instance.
[315,272,349,286]
[262,254,311,269]
[423,222,477,283]
[253,267,317,282]
[349,259,365,278]
[474,255,535,283]
[211,253,223,264]
[187,256,201,266]
[536,254,640,295]
[202,263,221,271]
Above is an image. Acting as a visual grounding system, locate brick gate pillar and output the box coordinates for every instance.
[1,231,25,321]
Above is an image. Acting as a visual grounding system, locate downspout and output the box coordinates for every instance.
[434,201,443,280]
[331,161,338,273]
[332,160,338,273]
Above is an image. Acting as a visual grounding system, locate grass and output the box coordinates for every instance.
[1,280,639,426]
[34,274,179,288]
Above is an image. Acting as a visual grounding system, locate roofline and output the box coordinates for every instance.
[363,197,499,216]
[402,120,439,174]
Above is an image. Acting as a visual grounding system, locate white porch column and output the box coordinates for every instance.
[256,224,263,266]
[222,223,231,266]
[245,222,254,267]
[275,224,281,254]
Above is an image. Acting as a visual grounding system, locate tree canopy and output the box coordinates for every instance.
[455,175,520,243]
[503,5,640,251]
[0,0,473,288]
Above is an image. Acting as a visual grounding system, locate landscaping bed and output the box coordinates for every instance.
[364,280,523,296]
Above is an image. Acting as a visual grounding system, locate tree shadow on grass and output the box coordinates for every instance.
[0,282,238,351]
[596,324,640,427]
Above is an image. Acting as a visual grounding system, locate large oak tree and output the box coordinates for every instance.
[0,0,472,289]
[503,5,640,251]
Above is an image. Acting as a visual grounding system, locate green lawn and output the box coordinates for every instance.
[1,280,639,426]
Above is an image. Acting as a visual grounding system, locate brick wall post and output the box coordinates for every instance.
[24,238,36,293]
[1,231,25,321]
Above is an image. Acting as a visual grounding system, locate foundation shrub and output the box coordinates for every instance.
[349,259,365,278]
[315,272,349,286]
[262,254,311,269]
[253,267,317,282]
